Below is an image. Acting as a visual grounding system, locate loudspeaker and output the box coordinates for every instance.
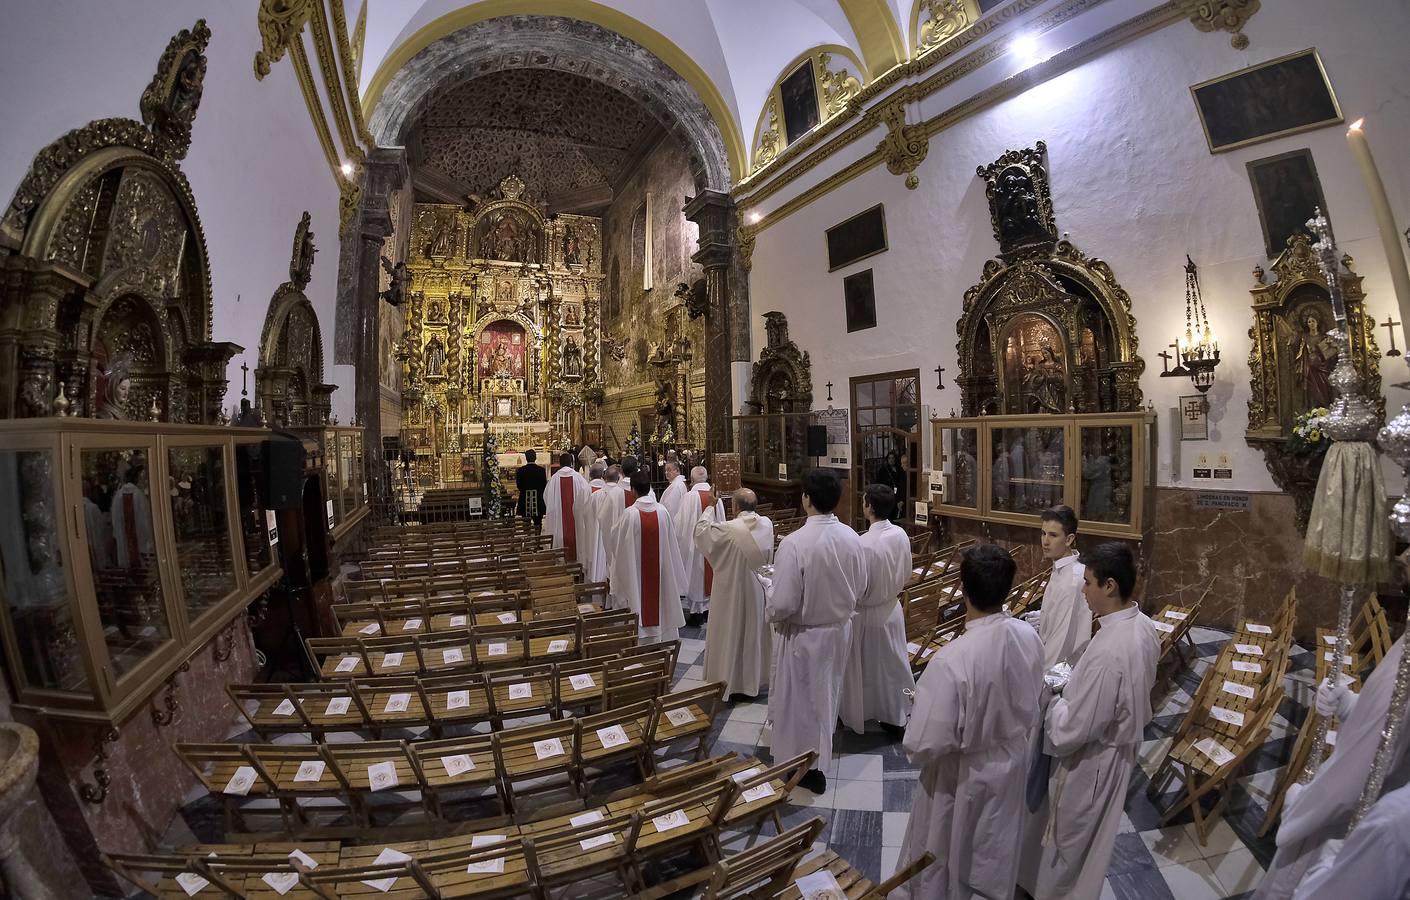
[806,425,828,458]
[261,437,304,509]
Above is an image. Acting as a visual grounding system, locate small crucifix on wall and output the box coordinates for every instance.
[1382,316,1402,357]
[825,381,834,402]
[934,364,946,390]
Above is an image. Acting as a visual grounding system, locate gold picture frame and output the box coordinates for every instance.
[1190,48,1342,154]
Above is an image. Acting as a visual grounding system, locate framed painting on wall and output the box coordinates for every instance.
[1190,48,1342,153]
[780,58,821,145]
[826,203,888,271]
[844,269,877,333]
[1247,149,1328,258]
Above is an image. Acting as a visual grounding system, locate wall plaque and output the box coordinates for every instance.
[1195,491,1251,511]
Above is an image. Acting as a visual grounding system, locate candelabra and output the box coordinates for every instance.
[1160,256,1220,392]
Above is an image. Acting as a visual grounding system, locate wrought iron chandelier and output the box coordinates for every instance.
[1163,255,1220,392]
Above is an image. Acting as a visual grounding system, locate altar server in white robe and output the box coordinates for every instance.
[579,462,609,582]
[542,452,592,564]
[840,484,915,737]
[609,471,686,642]
[659,461,688,519]
[591,466,626,581]
[677,466,725,622]
[896,543,1043,900]
[1021,505,1090,669]
[693,487,773,699]
[767,468,867,794]
[111,464,155,569]
[1255,631,1410,900]
[1018,541,1159,900]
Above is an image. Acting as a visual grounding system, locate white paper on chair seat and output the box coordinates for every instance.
[362,848,411,892]
[334,656,360,673]
[547,639,569,654]
[294,760,325,783]
[447,690,471,710]
[923,646,937,658]
[1152,621,1175,634]
[262,871,299,895]
[442,754,475,777]
[664,707,696,727]
[1209,706,1246,727]
[288,849,318,870]
[367,761,398,791]
[905,642,922,655]
[534,738,566,759]
[223,765,257,796]
[1323,635,1338,645]
[1244,622,1272,634]
[380,652,403,668]
[508,683,533,700]
[1164,610,1189,620]
[794,867,845,898]
[1327,729,1338,745]
[497,612,517,624]
[569,673,596,691]
[488,642,508,657]
[466,835,507,874]
[1231,660,1262,674]
[359,623,380,635]
[571,810,615,849]
[176,872,210,896]
[442,648,465,664]
[578,603,595,613]
[1221,680,1255,699]
[273,699,297,716]
[624,663,643,671]
[450,614,468,627]
[652,809,689,832]
[1234,643,1263,656]
[478,590,496,597]
[384,693,410,713]
[1193,737,1236,767]
[597,725,629,748]
[403,618,422,631]
[731,766,776,802]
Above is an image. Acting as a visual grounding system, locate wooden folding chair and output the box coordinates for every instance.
[419,671,494,735]
[417,631,478,676]
[412,836,533,899]
[719,751,815,844]
[555,657,608,714]
[408,733,505,820]
[102,851,252,899]
[623,779,734,895]
[174,743,274,834]
[648,682,725,762]
[696,817,826,900]
[493,718,582,814]
[305,636,372,681]
[528,616,579,661]
[302,848,437,900]
[604,652,673,709]
[325,740,420,828]
[356,675,432,735]
[474,622,530,670]
[247,742,346,830]
[576,697,656,783]
[488,663,559,726]
[523,808,637,898]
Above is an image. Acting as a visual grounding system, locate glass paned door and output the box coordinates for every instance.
[850,371,921,525]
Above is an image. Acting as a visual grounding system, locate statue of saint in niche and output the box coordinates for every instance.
[995,166,1048,250]
[425,336,446,377]
[563,226,582,266]
[486,340,513,377]
[426,215,455,258]
[563,336,583,378]
[96,357,133,420]
[490,214,524,262]
[1291,311,1337,410]
[1023,346,1066,413]
[564,304,581,327]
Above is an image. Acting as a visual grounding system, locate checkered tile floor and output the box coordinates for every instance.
[156,624,1314,899]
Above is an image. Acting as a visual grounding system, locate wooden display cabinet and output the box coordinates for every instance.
[290,425,370,546]
[0,419,282,723]
[930,411,1157,539]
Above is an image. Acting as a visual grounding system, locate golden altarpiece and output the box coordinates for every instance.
[397,176,603,487]
[934,142,1154,538]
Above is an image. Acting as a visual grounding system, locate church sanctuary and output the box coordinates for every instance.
[4,0,1410,897]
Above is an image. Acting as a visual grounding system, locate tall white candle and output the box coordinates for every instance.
[1347,118,1410,348]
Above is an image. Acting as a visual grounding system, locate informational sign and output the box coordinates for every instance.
[915,500,929,525]
[927,469,944,501]
[467,496,483,517]
[326,499,334,530]
[1213,451,1233,480]
[265,509,280,546]
[778,463,788,481]
[813,407,851,470]
[1193,452,1212,479]
[1195,491,1250,511]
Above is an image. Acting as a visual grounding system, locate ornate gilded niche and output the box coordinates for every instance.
[747,312,813,414]
[0,20,237,423]
[255,212,335,427]
[957,143,1144,416]
[1246,233,1379,527]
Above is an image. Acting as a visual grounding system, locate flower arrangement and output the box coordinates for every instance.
[1290,407,1331,455]
[626,422,641,456]
[481,421,505,517]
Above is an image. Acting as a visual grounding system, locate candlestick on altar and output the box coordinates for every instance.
[1347,118,1410,348]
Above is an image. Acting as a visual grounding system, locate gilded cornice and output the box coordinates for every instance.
[328,0,377,147]
[309,0,366,165]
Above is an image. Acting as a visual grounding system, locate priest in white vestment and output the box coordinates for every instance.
[840,484,915,737]
[659,461,688,519]
[1255,632,1409,899]
[608,472,686,642]
[692,487,773,699]
[766,468,866,793]
[579,462,609,582]
[896,543,1043,900]
[542,452,593,564]
[1018,541,1159,900]
[676,466,724,622]
[591,466,627,595]
[111,470,155,569]
[1022,505,1090,668]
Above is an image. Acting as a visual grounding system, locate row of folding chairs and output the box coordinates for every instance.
[181,682,730,832]
[904,567,1048,672]
[110,751,912,900]
[233,642,681,740]
[355,553,583,583]
[1150,592,1207,670]
[331,585,607,639]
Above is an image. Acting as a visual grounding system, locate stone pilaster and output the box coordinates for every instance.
[683,190,742,453]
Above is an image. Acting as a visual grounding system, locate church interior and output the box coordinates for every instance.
[0,0,1408,897]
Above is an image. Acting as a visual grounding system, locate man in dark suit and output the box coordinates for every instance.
[515,448,547,530]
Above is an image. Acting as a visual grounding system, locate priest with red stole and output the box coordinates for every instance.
[675,465,724,625]
[543,451,592,564]
[608,471,687,642]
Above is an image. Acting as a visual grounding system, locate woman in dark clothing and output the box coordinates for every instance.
[515,448,548,529]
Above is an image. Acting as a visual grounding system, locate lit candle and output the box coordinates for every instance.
[1347,118,1410,347]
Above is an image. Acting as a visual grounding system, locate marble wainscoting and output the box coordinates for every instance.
[25,616,257,896]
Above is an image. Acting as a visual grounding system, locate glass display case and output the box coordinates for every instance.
[734,413,812,482]
[290,425,370,544]
[0,419,282,723]
[930,412,1155,538]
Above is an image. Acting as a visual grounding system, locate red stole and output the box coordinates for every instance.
[592,486,601,493]
[559,477,577,562]
[698,492,714,596]
[639,510,661,627]
[122,491,139,570]
[625,490,635,509]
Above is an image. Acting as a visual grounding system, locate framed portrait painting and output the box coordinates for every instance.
[1190,49,1342,153]
[844,269,877,333]
[780,59,821,145]
[1247,149,1328,258]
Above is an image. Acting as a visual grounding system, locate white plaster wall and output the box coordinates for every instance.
[0,0,348,420]
[747,0,1410,493]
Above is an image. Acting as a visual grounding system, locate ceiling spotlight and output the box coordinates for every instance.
[341,162,354,177]
[1012,34,1041,64]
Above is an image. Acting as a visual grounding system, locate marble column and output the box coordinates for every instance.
[683,190,745,453]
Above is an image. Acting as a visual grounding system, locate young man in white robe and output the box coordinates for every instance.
[840,484,915,738]
[1255,632,1409,899]
[1022,504,1090,669]
[542,452,592,564]
[676,466,724,625]
[659,461,688,520]
[608,471,686,642]
[896,543,1044,900]
[766,468,867,794]
[579,462,609,583]
[693,487,773,700]
[1018,541,1159,900]
[591,465,627,596]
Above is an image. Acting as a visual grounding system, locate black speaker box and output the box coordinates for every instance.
[806,425,829,458]
[261,437,305,509]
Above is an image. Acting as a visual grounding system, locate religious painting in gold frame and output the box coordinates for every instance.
[1189,48,1342,154]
